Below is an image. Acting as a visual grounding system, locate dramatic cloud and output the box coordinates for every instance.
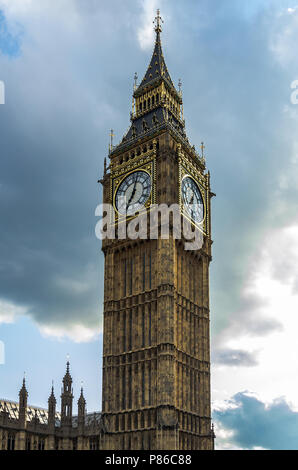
[214,392,298,450]
[0,0,298,441]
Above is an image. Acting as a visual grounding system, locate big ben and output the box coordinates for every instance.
[100,10,215,451]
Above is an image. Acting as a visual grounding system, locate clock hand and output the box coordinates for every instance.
[127,178,138,207]
[189,192,195,220]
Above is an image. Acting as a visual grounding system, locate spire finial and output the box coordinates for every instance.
[134,72,138,90]
[178,79,182,95]
[153,9,163,33]
[66,354,70,372]
[201,142,205,158]
[109,129,115,153]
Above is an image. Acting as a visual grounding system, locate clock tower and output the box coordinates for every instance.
[100,10,215,450]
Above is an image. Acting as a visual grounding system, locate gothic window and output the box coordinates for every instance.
[89,437,99,450]
[129,259,133,296]
[149,252,152,289]
[143,100,147,110]
[148,362,152,405]
[143,253,146,291]
[7,433,15,451]
[123,259,127,297]
[26,437,31,451]
[129,310,132,351]
[38,438,45,451]
[142,363,145,407]
[134,364,139,407]
[127,413,131,430]
[148,98,151,108]
[55,438,59,450]
[142,307,145,348]
[156,93,159,103]
[134,412,138,429]
[123,311,126,352]
[128,365,132,409]
[122,368,126,409]
[148,307,152,346]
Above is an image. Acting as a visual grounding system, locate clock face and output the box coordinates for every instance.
[115,170,152,216]
[181,176,204,224]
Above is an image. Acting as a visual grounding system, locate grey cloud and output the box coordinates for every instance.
[0,0,298,339]
[213,349,258,367]
[214,392,298,450]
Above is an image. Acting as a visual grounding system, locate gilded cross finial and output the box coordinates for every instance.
[201,142,205,158]
[134,72,138,90]
[153,9,163,33]
[109,129,115,152]
[178,78,182,94]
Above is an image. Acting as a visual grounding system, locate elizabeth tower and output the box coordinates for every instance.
[100,11,215,451]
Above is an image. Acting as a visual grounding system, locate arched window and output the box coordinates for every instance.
[38,438,45,451]
[141,412,145,429]
[7,433,15,451]
[26,437,31,451]
[142,364,145,406]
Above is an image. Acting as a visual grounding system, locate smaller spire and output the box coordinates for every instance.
[153,9,164,33]
[19,374,28,396]
[49,381,56,401]
[201,142,205,159]
[134,72,138,91]
[178,79,182,95]
[78,384,86,405]
[109,129,115,153]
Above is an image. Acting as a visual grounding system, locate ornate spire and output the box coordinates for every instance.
[78,389,86,410]
[62,360,73,392]
[61,360,73,428]
[19,375,28,428]
[48,382,56,428]
[48,381,56,403]
[112,9,186,156]
[153,9,164,33]
[19,375,28,400]
[136,9,174,92]
[78,383,86,429]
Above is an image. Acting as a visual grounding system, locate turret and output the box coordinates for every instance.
[78,385,86,431]
[18,376,28,429]
[48,382,56,429]
[60,361,73,428]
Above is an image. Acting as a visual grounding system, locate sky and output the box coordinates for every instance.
[0,0,298,450]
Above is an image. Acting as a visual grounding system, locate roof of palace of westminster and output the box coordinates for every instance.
[0,361,104,450]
